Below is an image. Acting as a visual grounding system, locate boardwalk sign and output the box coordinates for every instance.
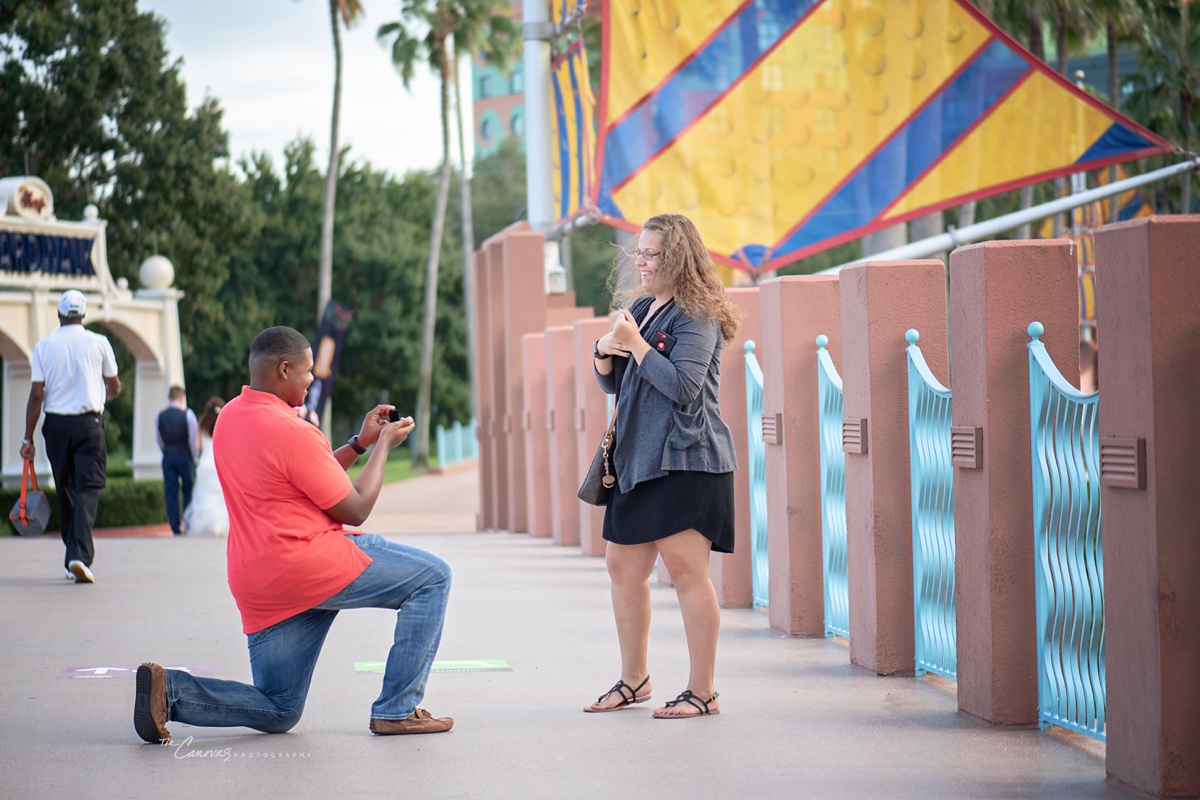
[60,665,217,679]
[354,659,512,674]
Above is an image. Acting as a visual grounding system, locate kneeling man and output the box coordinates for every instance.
[135,326,452,740]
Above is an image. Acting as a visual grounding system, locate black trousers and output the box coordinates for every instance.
[42,413,107,568]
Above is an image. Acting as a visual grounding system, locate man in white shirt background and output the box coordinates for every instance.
[21,290,121,583]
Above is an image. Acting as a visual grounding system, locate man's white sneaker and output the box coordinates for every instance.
[65,569,74,580]
[67,560,94,583]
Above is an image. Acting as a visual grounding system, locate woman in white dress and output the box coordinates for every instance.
[183,397,228,537]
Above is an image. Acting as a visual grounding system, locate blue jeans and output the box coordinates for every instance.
[163,534,451,732]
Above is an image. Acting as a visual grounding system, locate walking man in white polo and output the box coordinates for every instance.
[21,290,121,583]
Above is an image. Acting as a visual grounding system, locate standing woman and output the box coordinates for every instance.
[585,213,740,718]
[183,397,229,537]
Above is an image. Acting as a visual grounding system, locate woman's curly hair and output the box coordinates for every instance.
[608,213,741,342]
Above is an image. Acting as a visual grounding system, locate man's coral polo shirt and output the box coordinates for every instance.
[213,386,371,634]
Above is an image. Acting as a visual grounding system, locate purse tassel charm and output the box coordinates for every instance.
[601,429,615,488]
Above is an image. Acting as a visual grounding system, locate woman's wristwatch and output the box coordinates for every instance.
[592,340,612,360]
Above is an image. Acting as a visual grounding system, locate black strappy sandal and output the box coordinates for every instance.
[583,676,652,713]
[653,689,719,718]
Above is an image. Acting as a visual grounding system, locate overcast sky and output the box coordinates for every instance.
[140,0,466,178]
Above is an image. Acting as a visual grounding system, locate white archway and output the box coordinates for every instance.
[0,180,185,485]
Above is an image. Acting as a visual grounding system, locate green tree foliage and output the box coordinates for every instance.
[0,0,167,213]
[188,142,471,443]
[0,0,258,328]
[468,139,615,314]
[1090,0,1143,109]
[469,138,527,248]
[567,224,624,315]
[328,158,469,437]
[0,2,470,453]
[1127,0,1198,153]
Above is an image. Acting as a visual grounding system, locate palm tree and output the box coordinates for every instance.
[1089,0,1139,112]
[378,0,516,468]
[1090,0,1145,218]
[449,4,518,416]
[320,0,363,326]
[957,0,998,231]
[987,0,1044,236]
[379,1,451,470]
[1050,1,1098,232]
[1051,1,1095,76]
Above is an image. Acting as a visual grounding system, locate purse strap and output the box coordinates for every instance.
[26,457,39,493]
[599,402,618,488]
[18,457,37,524]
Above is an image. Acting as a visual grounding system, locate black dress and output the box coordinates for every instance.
[601,299,736,554]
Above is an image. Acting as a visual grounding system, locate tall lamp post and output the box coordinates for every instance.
[522,0,567,294]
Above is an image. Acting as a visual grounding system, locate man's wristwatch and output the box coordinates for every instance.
[20,438,31,445]
[346,435,366,455]
[592,340,612,360]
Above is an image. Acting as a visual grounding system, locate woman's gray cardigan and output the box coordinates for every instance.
[595,301,738,493]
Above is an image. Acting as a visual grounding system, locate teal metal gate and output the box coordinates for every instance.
[904,330,956,680]
[1027,322,1105,741]
[744,341,768,608]
[436,418,478,466]
[816,335,849,638]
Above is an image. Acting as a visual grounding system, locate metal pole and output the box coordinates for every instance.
[819,158,1200,272]
[523,0,563,292]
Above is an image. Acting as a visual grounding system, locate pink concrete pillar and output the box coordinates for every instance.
[950,239,1078,723]
[484,236,510,530]
[839,261,947,675]
[500,230,549,534]
[711,288,760,608]
[546,326,582,546]
[522,332,552,538]
[758,275,841,635]
[574,317,612,557]
[547,292,593,329]
[482,235,511,527]
[472,249,496,530]
[1094,215,1200,798]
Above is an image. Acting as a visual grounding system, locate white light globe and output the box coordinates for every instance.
[139,255,175,290]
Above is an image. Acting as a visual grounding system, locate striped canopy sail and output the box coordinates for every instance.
[558,0,1173,273]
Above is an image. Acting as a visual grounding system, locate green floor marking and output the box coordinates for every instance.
[355,659,512,673]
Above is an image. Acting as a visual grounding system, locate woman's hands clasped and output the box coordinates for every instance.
[602,308,652,363]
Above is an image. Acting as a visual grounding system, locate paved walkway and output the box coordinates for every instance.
[1,468,1125,799]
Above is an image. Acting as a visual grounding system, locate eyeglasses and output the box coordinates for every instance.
[632,249,661,262]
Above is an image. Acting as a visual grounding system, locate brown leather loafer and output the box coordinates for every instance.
[369,708,454,735]
[134,663,171,743]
